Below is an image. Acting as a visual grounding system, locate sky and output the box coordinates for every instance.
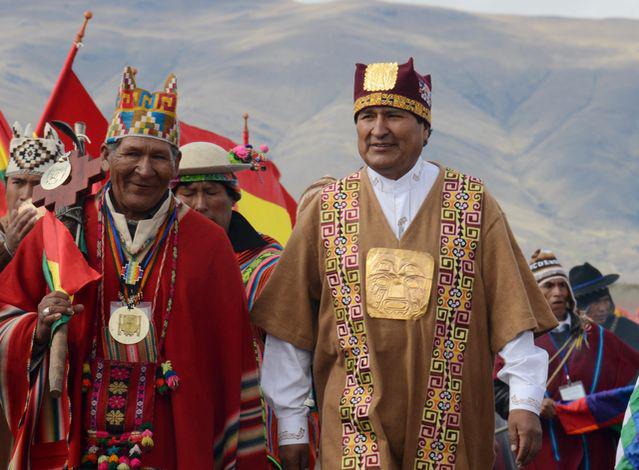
[298,0,639,19]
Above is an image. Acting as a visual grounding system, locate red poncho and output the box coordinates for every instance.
[0,196,267,469]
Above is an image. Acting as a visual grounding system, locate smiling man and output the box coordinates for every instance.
[0,67,266,469]
[251,58,557,469]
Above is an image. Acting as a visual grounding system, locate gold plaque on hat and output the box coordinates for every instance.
[366,248,434,320]
[108,306,150,345]
[363,62,399,92]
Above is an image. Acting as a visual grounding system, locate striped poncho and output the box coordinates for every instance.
[0,196,268,469]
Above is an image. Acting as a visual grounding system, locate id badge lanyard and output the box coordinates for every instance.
[546,324,605,462]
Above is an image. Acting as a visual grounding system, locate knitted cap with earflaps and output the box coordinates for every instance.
[529,249,576,312]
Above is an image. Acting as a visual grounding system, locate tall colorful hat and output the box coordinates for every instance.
[7,122,65,177]
[353,57,432,125]
[106,66,179,147]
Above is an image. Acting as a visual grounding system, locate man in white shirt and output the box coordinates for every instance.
[251,58,557,469]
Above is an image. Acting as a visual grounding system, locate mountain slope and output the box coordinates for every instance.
[0,0,637,279]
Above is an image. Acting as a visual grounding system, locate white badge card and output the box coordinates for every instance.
[559,381,587,401]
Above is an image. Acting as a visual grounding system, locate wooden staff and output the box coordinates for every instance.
[49,324,68,398]
[46,122,102,398]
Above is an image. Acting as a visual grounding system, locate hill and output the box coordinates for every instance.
[1,0,637,279]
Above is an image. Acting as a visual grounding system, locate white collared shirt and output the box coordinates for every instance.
[553,314,572,333]
[261,159,549,446]
[366,159,440,239]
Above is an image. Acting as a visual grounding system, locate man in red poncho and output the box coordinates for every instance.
[495,250,639,469]
[0,66,267,469]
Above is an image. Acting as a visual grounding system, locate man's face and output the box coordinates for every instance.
[356,106,429,180]
[5,173,42,212]
[101,136,179,220]
[540,279,570,320]
[174,181,234,232]
[585,294,615,324]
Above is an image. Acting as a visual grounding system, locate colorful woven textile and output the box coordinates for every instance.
[237,236,282,311]
[413,168,484,468]
[321,172,381,469]
[556,385,634,435]
[7,122,64,177]
[320,168,483,468]
[616,380,639,469]
[106,66,179,147]
[0,304,70,469]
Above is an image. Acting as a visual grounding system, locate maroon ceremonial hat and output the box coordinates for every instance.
[353,57,432,126]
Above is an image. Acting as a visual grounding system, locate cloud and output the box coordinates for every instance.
[298,0,639,19]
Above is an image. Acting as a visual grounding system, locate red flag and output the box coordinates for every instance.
[35,13,106,158]
[38,14,296,244]
[37,69,107,159]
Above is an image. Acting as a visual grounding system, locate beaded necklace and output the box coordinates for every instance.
[103,186,176,309]
[80,190,180,466]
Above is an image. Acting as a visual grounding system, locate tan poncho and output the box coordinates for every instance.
[252,166,556,469]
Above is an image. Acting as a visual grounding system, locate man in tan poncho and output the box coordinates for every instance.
[251,58,557,469]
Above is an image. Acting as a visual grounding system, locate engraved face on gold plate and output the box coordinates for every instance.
[363,62,399,92]
[366,248,434,320]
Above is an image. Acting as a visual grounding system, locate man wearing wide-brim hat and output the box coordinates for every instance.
[174,140,284,311]
[251,57,557,469]
[174,141,292,463]
[570,262,639,351]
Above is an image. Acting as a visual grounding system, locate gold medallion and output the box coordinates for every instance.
[40,159,72,190]
[363,62,399,92]
[366,248,434,320]
[108,306,150,345]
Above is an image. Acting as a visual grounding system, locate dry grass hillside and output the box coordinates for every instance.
[1,0,637,279]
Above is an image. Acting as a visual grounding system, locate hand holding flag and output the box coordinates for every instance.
[41,211,100,397]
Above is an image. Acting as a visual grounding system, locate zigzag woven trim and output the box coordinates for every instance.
[413,168,484,469]
[321,172,381,469]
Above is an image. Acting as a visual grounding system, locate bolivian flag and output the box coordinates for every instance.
[42,212,100,333]
[616,379,639,469]
[0,108,12,216]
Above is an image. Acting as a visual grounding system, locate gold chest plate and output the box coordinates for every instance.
[366,248,434,320]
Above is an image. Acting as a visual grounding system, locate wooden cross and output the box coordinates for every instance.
[32,150,105,211]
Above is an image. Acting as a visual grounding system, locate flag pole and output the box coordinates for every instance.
[43,12,93,397]
[36,11,93,136]
[242,112,249,145]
